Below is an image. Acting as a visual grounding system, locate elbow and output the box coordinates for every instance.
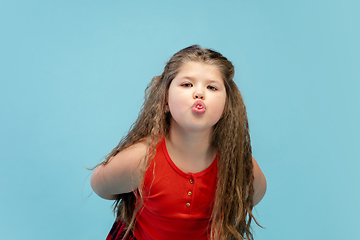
[90,166,117,200]
[90,168,101,197]
[251,157,267,206]
[253,173,267,206]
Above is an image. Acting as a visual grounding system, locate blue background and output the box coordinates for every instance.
[1,0,359,239]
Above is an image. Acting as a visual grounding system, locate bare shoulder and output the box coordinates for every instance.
[252,157,267,206]
[113,140,149,161]
[90,140,149,200]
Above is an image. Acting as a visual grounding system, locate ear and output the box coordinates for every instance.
[165,103,170,113]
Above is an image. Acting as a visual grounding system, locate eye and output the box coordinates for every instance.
[182,83,193,87]
[207,85,217,91]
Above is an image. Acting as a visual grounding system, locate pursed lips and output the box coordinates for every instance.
[191,100,206,114]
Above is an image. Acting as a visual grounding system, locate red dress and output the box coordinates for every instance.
[107,139,218,240]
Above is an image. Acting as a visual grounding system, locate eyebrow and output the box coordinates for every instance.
[180,76,223,84]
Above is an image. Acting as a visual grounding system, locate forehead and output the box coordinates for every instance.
[175,61,224,82]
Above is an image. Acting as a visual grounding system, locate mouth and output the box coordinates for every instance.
[191,100,206,115]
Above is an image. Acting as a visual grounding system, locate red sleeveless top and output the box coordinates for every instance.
[134,139,218,240]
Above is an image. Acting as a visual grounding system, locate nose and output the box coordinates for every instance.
[194,91,204,100]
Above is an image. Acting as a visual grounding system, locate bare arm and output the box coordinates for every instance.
[252,157,267,206]
[90,141,148,200]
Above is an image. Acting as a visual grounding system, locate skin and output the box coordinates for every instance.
[165,61,227,173]
[91,61,266,205]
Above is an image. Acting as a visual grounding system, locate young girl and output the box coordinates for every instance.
[91,45,267,240]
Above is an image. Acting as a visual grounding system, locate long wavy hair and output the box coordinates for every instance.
[97,45,258,240]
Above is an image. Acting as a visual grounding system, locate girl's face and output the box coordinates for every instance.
[167,61,227,133]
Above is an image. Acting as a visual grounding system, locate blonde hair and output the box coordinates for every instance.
[99,45,259,240]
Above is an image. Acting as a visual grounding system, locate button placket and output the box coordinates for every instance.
[186,176,195,210]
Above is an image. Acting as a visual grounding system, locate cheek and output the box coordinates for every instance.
[169,96,186,113]
[167,89,183,110]
[168,85,188,103]
[215,95,227,118]
[166,86,175,106]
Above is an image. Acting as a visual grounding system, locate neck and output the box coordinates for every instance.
[165,119,217,173]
